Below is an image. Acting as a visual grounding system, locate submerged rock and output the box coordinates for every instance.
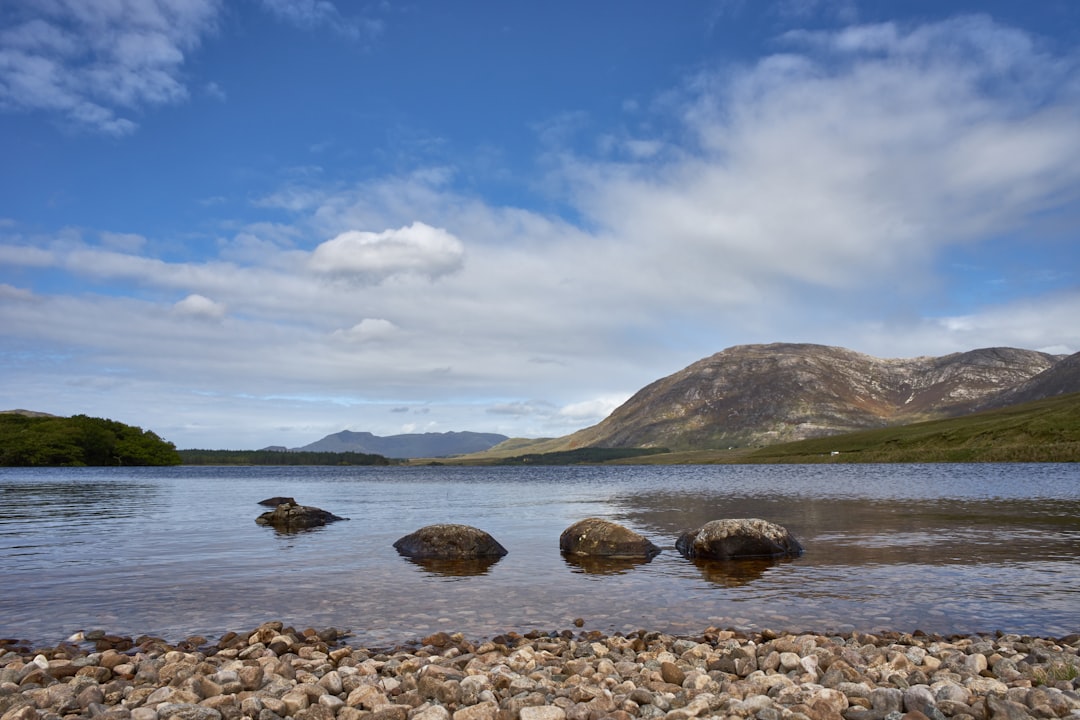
[255,502,346,531]
[559,517,660,559]
[676,518,803,559]
[393,524,508,559]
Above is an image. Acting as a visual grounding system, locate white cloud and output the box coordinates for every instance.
[332,318,398,343]
[930,291,1080,355]
[563,17,1080,310]
[173,293,226,320]
[258,0,383,41]
[204,81,226,101]
[309,222,465,282]
[3,14,1080,449]
[0,284,35,302]
[559,395,630,423]
[0,0,221,134]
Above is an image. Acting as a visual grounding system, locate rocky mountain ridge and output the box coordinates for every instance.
[552,343,1078,452]
[294,430,509,458]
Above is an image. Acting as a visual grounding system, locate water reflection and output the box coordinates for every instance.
[688,556,794,587]
[264,524,331,537]
[0,480,161,524]
[615,491,1080,567]
[562,553,656,575]
[400,555,503,577]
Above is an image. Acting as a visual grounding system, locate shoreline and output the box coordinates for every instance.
[2,623,1078,720]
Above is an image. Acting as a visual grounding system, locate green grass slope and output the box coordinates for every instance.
[740,391,1080,464]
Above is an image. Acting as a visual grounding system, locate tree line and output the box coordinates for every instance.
[498,446,670,465]
[0,413,181,466]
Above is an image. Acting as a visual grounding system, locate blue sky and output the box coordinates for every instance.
[2,0,1079,450]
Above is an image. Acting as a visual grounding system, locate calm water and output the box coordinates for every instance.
[1,463,1078,647]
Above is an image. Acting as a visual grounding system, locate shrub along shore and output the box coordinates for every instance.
[2,622,1079,720]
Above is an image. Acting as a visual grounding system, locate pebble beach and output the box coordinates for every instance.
[3,622,1079,720]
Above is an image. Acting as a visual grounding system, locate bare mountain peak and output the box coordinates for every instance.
[563,343,1074,451]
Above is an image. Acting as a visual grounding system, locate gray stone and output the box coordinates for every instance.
[393,524,507,559]
[559,518,660,559]
[156,704,221,720]
[675,518,803,559]
[904,686,946,720]
[255,502,346,530]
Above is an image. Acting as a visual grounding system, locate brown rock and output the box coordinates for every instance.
[370,704,409,720]
[676,518,803,559]
[393,524,507,559]
[453,701,498,720]
[559,518,660,559]
[257,496,296,507]
[660,661,685,687]
[255,502,346,531]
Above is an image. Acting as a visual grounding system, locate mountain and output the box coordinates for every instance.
[296,430,509,458]
[976,350,1080,409]
[544,343,1073,452]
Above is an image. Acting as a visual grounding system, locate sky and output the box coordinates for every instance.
[2,0,1080,450]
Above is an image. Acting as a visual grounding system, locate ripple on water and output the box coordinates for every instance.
[1,463,1078,646]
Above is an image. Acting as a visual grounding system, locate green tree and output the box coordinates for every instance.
[0,413,181,466]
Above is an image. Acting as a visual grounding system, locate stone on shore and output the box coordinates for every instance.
[255,501,347,530]
[676,518,803,559]
[393,524,508,559]
[3,623,1079,720]
[559,518,661,559]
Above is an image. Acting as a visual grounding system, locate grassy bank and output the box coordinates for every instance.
[739,391,1080,464]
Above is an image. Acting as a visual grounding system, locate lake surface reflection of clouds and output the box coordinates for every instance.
[1,463,1077,647]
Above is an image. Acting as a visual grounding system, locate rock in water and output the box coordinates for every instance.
[255,502,346,530]
[559,518,660,558]
[257,496,296,507]
[393,524,508,559]
[676,518,803,559]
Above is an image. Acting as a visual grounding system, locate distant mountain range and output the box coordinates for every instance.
[480,343,1080,455]
[277,430,509,458]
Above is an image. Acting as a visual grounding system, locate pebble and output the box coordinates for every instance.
[2,624,1079,720]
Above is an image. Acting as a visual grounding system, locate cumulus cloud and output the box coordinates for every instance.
[173,293,226,319]
[309,222,465,282]
[0,0,221,134]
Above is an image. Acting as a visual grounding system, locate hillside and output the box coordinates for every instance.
[459,391,1080,465]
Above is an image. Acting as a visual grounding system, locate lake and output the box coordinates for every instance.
[1,463,1077,648]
